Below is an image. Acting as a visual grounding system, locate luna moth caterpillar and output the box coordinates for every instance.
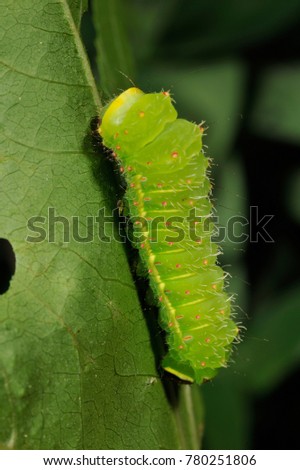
[98,87,238,384]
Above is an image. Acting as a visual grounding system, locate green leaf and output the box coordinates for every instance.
[0,0,203,449]
[67,0,88,27]
[250,66,300,144]
[167,384,205,450]
[92,0,135,99]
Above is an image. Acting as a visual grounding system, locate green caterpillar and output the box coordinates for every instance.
[98,87,238,384]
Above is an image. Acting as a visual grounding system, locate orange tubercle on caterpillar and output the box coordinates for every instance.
[183,336,193,342]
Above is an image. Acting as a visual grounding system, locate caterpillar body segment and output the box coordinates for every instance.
[98,87,238,384]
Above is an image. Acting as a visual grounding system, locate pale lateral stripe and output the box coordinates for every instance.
[148,189,186,194]
[165,272,195,281]
[157,249,185,255]
[178,298,205,308]
[149,209,182,214]
[189,323,210,331]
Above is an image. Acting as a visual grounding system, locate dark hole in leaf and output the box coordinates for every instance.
[0,238,16,295]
